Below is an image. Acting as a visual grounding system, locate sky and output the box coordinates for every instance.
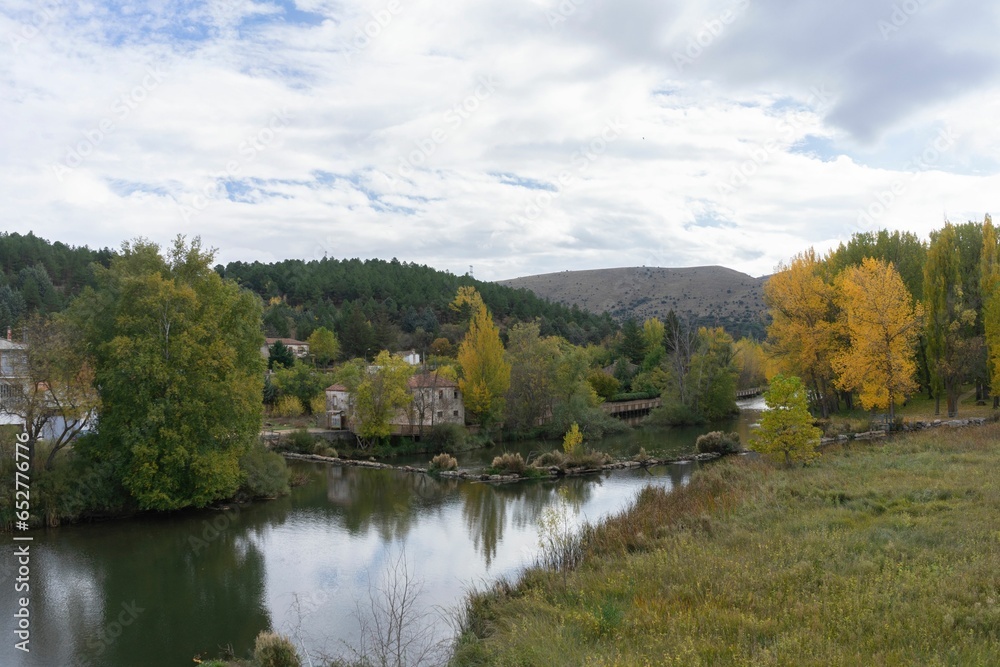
[2,0,998,281]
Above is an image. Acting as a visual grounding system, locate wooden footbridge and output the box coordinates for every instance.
[600,397,663,425]
[735,387,765,399]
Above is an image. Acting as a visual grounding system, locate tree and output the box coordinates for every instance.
[923,223,982,416]
[982,215,1000,406]
[503,322,560,434]
[351,350,413,449]
[271,361,329,415]
[833,258,922,421]
[306,326,340,367]
[764,248,840,417]
[751,374,821,465]
[268,339,295,370]
[0,315,100,471]
[453,289,510,429]
[618,319,645,365]
[67,237,265,511]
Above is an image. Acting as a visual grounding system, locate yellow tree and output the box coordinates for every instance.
[764,248,840,417]
[353,350,413,449]
[453,288,510,429]
[833,258,923,421]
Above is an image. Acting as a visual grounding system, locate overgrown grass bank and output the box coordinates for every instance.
[453,424,1000,666]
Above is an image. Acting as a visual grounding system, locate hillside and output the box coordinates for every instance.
[499,266,769,340]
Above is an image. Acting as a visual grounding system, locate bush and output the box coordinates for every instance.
[274,395,304,418]
[239,443,291,499]
[313,442,338,458]
[490,452,527,475]
[562,422,583,455]
[280,428,316,454]
[695,431,742,455]
[427,422,468,452]
[309,394,327,417]
[533,450,566,468]
[253,630,301,667]
[429,452,458,471]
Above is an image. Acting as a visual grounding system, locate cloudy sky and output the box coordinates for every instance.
[2,0,998,280]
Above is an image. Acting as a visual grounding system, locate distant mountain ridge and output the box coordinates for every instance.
[499,266,769,340]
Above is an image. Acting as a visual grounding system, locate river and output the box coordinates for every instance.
[0,401,764,666]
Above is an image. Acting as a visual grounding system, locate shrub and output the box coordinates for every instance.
[562,422,584,455]
[239,443,291,499]
[313,442,338,458]
[283,428,315,454]
[253,630,301,667]
[309,394,327,417]
[695,431,742,455]
[533,450,566,468]
[633,447,653,463]
[429,452,458,471]
[274,395,304,418]
[427,422,468,452]
[490,452,527,475]
[571,450,611,469]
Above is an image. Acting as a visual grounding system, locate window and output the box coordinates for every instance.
[436,411,443,418]
[438,390,444,399]
[453,390,459,399]
[453,410,459,417]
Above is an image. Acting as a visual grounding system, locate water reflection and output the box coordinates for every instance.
[1,422,752,667]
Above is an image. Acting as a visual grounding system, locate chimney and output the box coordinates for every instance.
[5,327,10,342]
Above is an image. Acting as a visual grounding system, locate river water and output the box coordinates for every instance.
[1,402,764,666]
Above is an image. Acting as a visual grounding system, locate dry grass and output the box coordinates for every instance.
[453,424,1000,666]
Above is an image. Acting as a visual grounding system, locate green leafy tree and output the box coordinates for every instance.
[306,326,340,367]
[752,374,821,465]
[67,237,265,511]
[271,361,329,415]
[618,319,645,365]
[352,350,413,448]
[982,215,1000,405]
[503,322,560,433]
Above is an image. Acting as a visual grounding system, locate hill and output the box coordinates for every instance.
[499,266,769,340]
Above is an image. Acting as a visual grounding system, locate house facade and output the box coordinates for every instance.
[0,337,28,426]
[261,337,310,359]
[324,383,350,430]
[324,371,465,436]
[400,372,464,436]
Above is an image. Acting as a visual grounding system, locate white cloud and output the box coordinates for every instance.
[1,0,997,281]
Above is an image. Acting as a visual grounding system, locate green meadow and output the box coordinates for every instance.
[453,423,1000,666]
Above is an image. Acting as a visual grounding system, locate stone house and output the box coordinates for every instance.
[261,337,310,359]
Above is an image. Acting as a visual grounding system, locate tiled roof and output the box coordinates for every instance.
[326,384,348,392]
[265,337,308,345]
[407,372,459,389]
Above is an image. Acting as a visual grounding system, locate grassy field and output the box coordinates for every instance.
[452,423,1000,666]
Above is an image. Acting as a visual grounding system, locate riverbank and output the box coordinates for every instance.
[453,421,1000,665]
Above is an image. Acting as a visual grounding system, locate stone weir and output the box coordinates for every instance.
[279,451,724,484]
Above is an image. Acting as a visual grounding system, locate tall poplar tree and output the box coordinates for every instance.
[924,223,978,416]
[833,258,922,422]
[453,288,510,429]
[981,215,1000,405]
